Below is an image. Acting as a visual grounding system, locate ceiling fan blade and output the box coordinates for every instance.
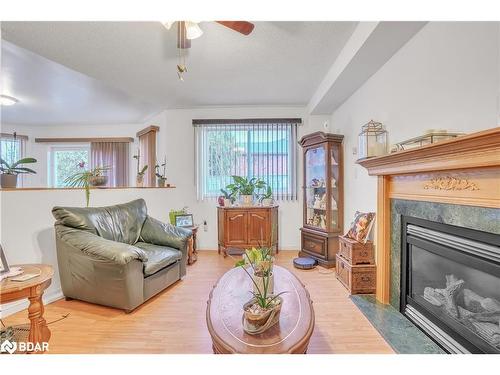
[177,21,191,49]
[216,21,255,35]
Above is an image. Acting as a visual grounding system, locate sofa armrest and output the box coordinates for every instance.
[140,216,192,252]
[55,224,148,265]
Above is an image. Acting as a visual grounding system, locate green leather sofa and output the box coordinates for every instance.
[52,199,192,312]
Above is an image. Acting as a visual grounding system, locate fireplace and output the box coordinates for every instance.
[400,216,500,353]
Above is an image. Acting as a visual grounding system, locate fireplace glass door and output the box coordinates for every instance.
[401,217,500,353]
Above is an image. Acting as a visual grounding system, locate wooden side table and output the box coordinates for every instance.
[0,264,54,352]
[186,226,199,265]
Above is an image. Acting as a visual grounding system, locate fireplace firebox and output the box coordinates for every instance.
[400,216,500,353]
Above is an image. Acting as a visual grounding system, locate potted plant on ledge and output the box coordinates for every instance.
[235,246,284,335]
[0,157,37,188]
[155,157,167,187]
[65,164,109,207]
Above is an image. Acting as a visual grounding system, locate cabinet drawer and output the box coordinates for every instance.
[302,234,326,257]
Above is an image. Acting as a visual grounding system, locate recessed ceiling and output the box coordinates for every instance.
[1,21,357,117]
[1,40,160,125]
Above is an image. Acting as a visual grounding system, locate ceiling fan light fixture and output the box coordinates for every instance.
[0,95,19,106]
[185,22,203,40]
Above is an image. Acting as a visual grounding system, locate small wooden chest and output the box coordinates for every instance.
[335,254,376,295]
[338,235,374,265]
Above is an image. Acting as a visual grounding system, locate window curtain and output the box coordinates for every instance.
[193,118,300,201]
[138,129,157,187]
[90,142,129,187]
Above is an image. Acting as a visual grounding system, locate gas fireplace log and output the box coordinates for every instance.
[434,275,465,318]
[463,289,500,313]
[468,311,500,325]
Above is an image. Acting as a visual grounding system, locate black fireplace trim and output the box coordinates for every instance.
[400,215,500,354]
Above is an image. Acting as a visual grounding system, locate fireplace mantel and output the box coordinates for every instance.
[357,127,500,176]
[357,127,500,304]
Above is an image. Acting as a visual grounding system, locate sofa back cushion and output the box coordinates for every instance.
[52,199,147,244]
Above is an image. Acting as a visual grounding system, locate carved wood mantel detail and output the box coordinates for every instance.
[423,176,479,191]
[357,127,500,304]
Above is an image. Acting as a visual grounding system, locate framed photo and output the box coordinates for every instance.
[0,245,10,275]
[175,214,194,228]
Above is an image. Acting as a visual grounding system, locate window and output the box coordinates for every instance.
[49,145,90,187]
[1,133,27,186]
[0,137,22,165]
[194,119,300,200]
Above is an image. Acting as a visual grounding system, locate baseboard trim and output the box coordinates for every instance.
[0,288,64,318]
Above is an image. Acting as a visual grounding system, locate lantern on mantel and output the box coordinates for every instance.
[357,120,388,160]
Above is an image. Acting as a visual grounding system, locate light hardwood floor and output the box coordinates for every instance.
[3,251,393,354]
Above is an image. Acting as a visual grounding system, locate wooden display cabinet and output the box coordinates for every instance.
[217,206,278,256]
[299,132,344,268]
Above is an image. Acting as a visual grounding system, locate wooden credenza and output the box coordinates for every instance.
[217,206,278,256]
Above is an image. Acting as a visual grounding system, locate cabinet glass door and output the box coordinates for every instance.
[305,145,327,230]
[330,144,340,232]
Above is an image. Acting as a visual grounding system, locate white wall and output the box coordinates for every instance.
[330,22,500,231]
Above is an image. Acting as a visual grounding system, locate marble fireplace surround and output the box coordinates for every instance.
[358,127,500,304]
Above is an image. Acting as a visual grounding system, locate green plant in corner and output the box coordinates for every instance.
[64,165,109,207]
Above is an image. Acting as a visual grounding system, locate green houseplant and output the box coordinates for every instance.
[0,157,37,188]
[155,157,167,187]
[220,185,237,206]
[259,185,273,206]
[64,165,109,207]
[228,176,266,206]
[133,150,148,187]
[235,246,284,335]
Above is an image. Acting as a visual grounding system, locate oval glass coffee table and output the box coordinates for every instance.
[206,265,315,354]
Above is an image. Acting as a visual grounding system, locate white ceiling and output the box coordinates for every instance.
[0,21,357,125]
[1,40,159,125]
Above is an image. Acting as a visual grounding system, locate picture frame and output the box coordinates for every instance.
[0,245,10,275]
[175,213,194,228]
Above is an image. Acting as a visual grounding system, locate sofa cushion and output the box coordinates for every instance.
[52,199,147,244]
[134,242,182,276]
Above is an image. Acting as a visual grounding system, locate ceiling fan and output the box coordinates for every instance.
[162,21,255,80]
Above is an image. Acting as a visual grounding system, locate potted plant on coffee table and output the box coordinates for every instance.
[0,157,37,188]
[235,246,285,335]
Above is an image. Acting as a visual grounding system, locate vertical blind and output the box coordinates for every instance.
[194,118,301,201]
